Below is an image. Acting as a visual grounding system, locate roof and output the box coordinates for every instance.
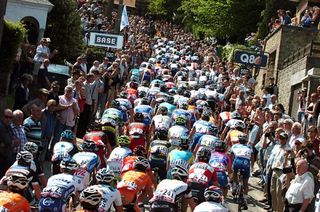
[20,0,53,7]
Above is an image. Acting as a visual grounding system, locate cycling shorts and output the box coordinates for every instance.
[39,197,66,212]
[188,182,206,203]
[150,200,176,212]
[149,158,166,180]
[102,126,117,147]
[232,157,251,179]
[216,171,228,188]
[118,188,136,205]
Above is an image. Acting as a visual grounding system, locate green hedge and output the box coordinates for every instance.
[222,43,250,61]
[0,20,26,73]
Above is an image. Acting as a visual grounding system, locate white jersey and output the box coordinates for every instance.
[230,144,253,160]
[107,147,132,177]
[92,184,122,211]
[168,125,189,147]
[151,179,191,204]
[194,201,228,212]
[52,141,75,161]
[47,173,81,193]
[152,115,171,129]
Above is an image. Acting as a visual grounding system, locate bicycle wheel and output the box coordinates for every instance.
[237,182,243,212]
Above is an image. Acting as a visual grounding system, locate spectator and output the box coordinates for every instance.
[47,81,60,103]
[13,73,33,110]
[37,59,51,89]
[10,110,27,156]
[289,122,304,148]
[91,70,104,120]
[33,38,50,80]
[105,62,120,108]
[67,69,81,87]
[297,88,307,123]
[22,88,48,117]
[301,10,312,27]
[306,92,319,127]
[23,104,42,159]
[306,126,320,156]
[285,159,314,212]
[40,99,57,162]
[0,108,17,177]
[89,60,100,73]
[278,9,291,25]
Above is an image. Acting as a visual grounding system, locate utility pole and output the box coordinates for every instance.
[114,0,123,34]
[0,0,8,49]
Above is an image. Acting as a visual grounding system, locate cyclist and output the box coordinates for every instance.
[78,187,102,212]
[40,158,81,212]
[171,102,192,129]
[103,100,127,134]
[0,173,30,212]
[93,168,123,212]
[73,140,100,190]
[230,134,254,208]
[209,140,231,198]
[194,186,228,212]
[126,112,150,150]
[189,110,219,150]
[107,135,132,178]
[149,128,170,180]
[23,142,47,187]
[1,151,41,203]
[51,130,79,175]
[101,112,121,150]
[167,135,194,179]
[193,134,220,155]
[117,157,153,211]
[133,97,154,127]
[168,115,189,149]
[150,106,171,132]
[115,91,133,116]
[150,165,196,212]
[225,121,246,147]
[188,148,218,204]
[126,81,139,105]
[121,145,150,174]
[158,95,176,116]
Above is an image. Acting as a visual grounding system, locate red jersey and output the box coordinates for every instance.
[188,162,217,186]
[83,131,106,168]
[127,122,147,150]
[126,88,138,104]
[121,156,151,175]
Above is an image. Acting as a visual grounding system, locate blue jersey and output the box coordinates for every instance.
[115,98,132,110]
[103,108,127,124]
[197,135,219,150]
[134,105,154,126]
[167,149,193,179]
[72,152,100,173]
[159,102,176,116]
[230,144,253,160]
[192,120,215,135]
[171,109,192,125]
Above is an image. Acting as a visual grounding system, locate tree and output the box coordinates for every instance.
[0,20,26,107]
[45,0,84,63]
[179,0,264,41]
[148,0,182,18]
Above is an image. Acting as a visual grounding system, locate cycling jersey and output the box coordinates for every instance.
[231,144,253,179]
[0,191,30,212]
[168,125,189,148]
[226,129,243,146]
[121,156,151,175]
[127,122,147,150]
[196,135,219,151]
[158,102,176,116]
[194,201,228,212]
[209,152,231,187]
[188,162,217,186]
[167,149,193,179]
[115,98,133,110]
[149,140,170,160]
[230,144,252,160]
[103,108,127,125]
[152,114,171,130]
[52,141,78,162]
[171,109,191,125]
[89,184,122,211]
[45,173,81,198]
[117,170,152,205]
[134,105,154,126]
[83,131,107,168]
[148,87,160,100]
[126,88,138,104]
[107,147,132,177]
[192,120,217,149]
[72,152,100,190]
[150,179,192,211]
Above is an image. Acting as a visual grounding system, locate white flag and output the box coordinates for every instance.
[120,5,129,31]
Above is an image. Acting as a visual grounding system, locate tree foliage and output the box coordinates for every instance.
[45,0,84,63]
[148,0,182,18]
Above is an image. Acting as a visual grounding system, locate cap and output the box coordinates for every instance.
[39,88,49,94]
[279,132,288,139]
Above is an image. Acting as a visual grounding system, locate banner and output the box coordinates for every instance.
[89,32,124,49]
[114,0,136,8]
[120,5,129,31]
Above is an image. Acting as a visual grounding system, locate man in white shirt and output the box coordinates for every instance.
[285,159,314,212]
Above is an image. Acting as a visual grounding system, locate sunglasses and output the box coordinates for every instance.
[4,115,12,119]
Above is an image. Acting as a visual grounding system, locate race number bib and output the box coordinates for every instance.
[155,189,176,203]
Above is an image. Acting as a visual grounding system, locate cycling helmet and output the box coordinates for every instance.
[154,128,168,140]
[202,109,212,118]
[238,134,248,144]
[196,147,211,162]
[60,158,78,171]
[139,91,147,98]
[204,186,222,202]
[96,168,115,184]
[118,135,131,146]
[140,97,149,105]
[208,125,219,136]
[133,145,147,157]
[23,142,38,154]
[134,156,149,171]
[231,111,242,120]
[16,151,33,164]
[142,80,149,87]
[61,129,75,140]
[179,102,188,110]
[111,100,120,108]
[171,165,188,180]
[234,121,246,130]
[80,187,102,210]
[158,106,168,115]
[183,90,191,98]
[160,84,167,92]
[134,112,144,122]
[119,91,128,98]
[82,139,98,152]
[167,96,174,104]
[179,135,189,148]
[175,115,187,126]
[7,173,28,190]
[214,140,227,152]
[130,81,138,89]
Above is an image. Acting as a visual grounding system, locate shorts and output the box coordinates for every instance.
[118,188,136,205]
[150,200,176,212]
[39,197,66,212]
[191,133,203,150]
[102,126,117,147]
[188,182,206,203]
[232,157,251,179]
[149,158,167,180]
[51,160,61,175]
[216,171,228,188]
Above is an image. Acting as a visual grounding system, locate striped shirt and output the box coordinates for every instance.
[10,123,28,153]
[23,117,42,147]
